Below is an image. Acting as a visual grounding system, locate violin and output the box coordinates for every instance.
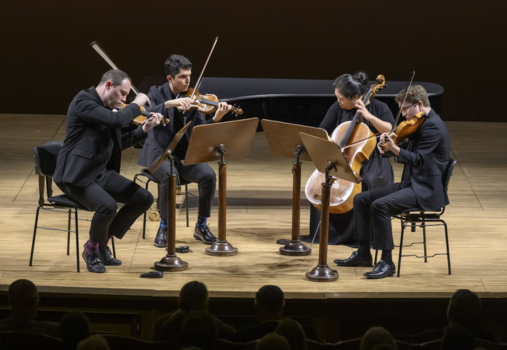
[379,111,425,148]
[116,103,170,126]
[178,88,243,116]
[177,37,243,118]
[91,41,170,126]
[305,75,387,214]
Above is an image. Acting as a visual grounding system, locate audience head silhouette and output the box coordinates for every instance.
[448,289,481,329]
[257,333,290,350]
[60,311,90,349]
[440,324,475,350]
[8,279,39,318]
[179,281,208,312]
[255,285,285,321]
[361,327,397,350]
[276,318,307,350]
[180,310,217,350]
[77,335,110,350]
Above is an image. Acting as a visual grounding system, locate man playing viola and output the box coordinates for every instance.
[334,85,451,279]
[54,69,164,273]
[138,55,232,248]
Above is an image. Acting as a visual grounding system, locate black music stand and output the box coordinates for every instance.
[184,118,259,256]
[299,132,361,282]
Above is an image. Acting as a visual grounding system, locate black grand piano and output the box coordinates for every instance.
[138,77,444,130]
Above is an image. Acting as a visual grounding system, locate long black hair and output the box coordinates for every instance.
[333,72,368,99]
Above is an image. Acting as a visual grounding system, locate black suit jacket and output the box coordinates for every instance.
[54,87,146,187]
[395,110,451,210]
[138,83,215,167]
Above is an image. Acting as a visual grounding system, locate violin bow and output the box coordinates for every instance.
[342,71,417,150]
[391,71,416,131]
[189,36,219,100]
[90,41,140,95]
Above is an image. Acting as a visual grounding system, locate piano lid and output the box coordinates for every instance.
[139,76,444,102]
[199,77,444,102]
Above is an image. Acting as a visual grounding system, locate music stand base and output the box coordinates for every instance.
[280,240,311,256]
[306,264,339,282]
[206,241,238,257]
[154,255,188,272]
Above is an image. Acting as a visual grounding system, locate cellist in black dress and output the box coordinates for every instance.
[301,72,395,245]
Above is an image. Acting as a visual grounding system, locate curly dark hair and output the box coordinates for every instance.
[165,54,192,77]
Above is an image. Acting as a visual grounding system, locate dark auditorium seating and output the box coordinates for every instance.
[103,334,152,350]
[0,331,63,350]
[474,338,507,350]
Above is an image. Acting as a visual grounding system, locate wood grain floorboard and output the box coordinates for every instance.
[0,115,506,298]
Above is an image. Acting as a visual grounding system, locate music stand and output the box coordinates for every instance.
[261,120,328,256]
[148,121,191,272]
[299,132,361,282]
[184,118,259,256]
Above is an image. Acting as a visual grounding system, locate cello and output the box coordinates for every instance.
[304,75,387,214]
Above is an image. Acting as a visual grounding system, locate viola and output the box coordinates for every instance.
[379,111,425,148]
[305,75,387,214]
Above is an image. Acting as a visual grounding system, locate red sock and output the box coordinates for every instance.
[85,240,99,252]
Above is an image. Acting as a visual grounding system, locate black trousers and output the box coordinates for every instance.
[56,169,154,244]
[152,160,216,220]
[354,183,418,250]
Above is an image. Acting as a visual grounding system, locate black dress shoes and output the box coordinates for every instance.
[82,249,106,273]
[98,244,122,266]
[364,260,396,279]
[334,251,373,267]
[194,225,217,245]
[154,226,167,248]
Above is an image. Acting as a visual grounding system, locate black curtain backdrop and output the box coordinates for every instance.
[1,0,505,121]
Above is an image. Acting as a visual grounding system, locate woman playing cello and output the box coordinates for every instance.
[302,72,395,246]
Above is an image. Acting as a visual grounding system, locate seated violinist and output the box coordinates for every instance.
[333,85,451,279]
[54,69,164,273]
[138,54,232,248]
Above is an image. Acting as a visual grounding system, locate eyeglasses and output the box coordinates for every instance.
[400,102,417,113]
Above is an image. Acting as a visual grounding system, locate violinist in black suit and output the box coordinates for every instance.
[54,69,164,273]
[334,85,451,279]
[138,55,232,248]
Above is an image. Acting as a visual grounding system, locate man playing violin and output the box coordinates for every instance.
[138,54,232,248]
[54,69,164,273]
[334,85,451,279]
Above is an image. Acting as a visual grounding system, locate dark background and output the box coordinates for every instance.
[1,0,505,121]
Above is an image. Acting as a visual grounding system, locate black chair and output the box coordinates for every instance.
[30,141,115,273]
[134,168,195,239]
[375,159,457,277]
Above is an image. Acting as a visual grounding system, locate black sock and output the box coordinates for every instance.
[357,240,372,259]
[381,250,393,264]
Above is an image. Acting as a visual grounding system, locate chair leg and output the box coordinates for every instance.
[29,206,42,267]
[111,237,116,258]
[422,217,428,263]
[186,184,189,228]
[75,209,80,273]
[374,250,378,265]
[397,222,406,277]
[67,209,71,256]
[443,220,451,275]
[143,180,150,239]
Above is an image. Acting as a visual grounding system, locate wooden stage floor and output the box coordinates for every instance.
[1,115,506,299]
